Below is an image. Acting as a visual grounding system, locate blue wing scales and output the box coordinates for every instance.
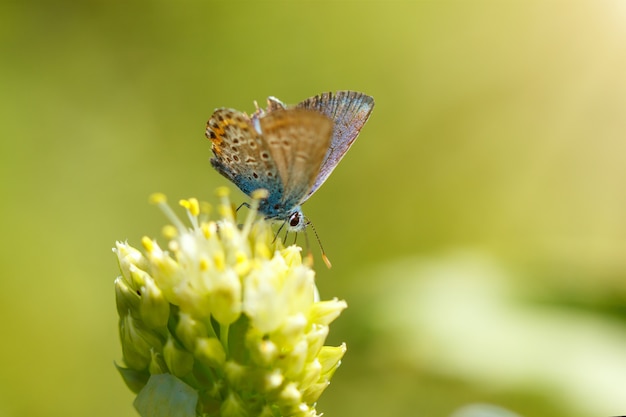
[296,91,374,200]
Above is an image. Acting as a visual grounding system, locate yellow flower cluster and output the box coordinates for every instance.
[113,188,347,417]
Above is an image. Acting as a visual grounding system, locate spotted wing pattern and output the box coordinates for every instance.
[296,91,374,200]
[206,108,282,198]
[206,107,333,219]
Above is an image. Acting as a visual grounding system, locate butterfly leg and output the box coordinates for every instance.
[301,227,310,252]
[283,227,290,244]
[232,201,253,226]
[273,219,288,244]
[236,202,251,212]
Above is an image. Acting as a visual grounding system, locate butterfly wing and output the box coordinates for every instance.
[206,108,283,198]
[265,96,287,112]
[297,91,374,200]
[258,108,333,214]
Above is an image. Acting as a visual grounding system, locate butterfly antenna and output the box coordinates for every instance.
[307,220,332,269]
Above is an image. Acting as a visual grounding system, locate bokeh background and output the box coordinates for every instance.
[2,1,626,416]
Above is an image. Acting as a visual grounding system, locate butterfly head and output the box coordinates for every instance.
[286,208,307,232]
[285,208,333,269]
[259,200,307,232]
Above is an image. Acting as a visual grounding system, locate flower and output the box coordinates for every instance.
[113,188,347,417]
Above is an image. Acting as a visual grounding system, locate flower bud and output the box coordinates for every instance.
[318,343,347,378]
[139,275,170,329]
[119,315,163,370]
[114,276,140,316]
[300,359,322,392]
[277,383,305,416]
[114,241,148,284]
[195,337,226,369]
[305,324,329,361]
[208,269,242,325]
[175,313,208,352]
[309,298,347,326]
[164,336,194,377]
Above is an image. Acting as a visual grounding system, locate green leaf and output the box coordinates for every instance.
[134,374,198,417]
[115,362,149,394]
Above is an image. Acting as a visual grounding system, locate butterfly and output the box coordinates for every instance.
[205,91,374,263]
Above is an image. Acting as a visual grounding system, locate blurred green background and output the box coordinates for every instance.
[2,1,626,416]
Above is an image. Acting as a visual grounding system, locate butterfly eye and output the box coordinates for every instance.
[289,212,301,228]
